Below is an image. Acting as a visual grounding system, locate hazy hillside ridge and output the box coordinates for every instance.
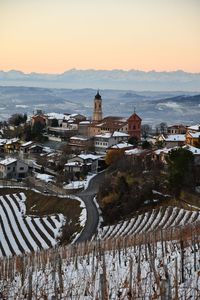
[0,86,199,125]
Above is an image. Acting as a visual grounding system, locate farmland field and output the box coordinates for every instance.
[0,188,82,257]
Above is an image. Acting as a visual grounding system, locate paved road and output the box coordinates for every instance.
[75,171,105,243]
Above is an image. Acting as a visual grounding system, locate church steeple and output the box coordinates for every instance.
[92,91,102,122]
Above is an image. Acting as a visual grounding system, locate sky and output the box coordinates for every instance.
[0,0,200,73]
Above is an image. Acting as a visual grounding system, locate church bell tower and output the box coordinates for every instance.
[92,91,102,122]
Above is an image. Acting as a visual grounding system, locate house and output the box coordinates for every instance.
[46,113,66,127]
[125,148,152,167]
[0,158,29,179]
[152,148,174,164]
[89,116,128,137]
[64,161,85,175]
[46,112,86,128]
[94,131,130,154]
[20,141,34,154]
[65,154,102,176]
[0,139,7,153]
[4,138,21,153]
[185,131,200,148]
[28,144,43,154]
[69,113,87,122]
[183,145,200,165]
[20,141,43,155]
[157,134,185,148]
[31,114,47,127]
[78,121,92,136]
[125,148,147,157]
[187,124,200,133]
[167,125,187,135]
[47,127,78,140]
[68,136,94,151]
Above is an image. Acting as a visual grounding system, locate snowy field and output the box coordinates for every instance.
[0,192,65,257]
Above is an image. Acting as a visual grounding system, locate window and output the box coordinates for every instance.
[20,167,24,170]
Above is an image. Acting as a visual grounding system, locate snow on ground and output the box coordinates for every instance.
[63,173,96,190]
[68,194,87,243]
[99,206,200,240]
[1,238,200,299]
[93,196,103,233]
[0,193,66,257]
[35,172,54,183]
[63,181,84,189]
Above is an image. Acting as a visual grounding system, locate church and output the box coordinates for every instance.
[89,91,142,140]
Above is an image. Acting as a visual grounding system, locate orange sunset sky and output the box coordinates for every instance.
[0,0,200,73]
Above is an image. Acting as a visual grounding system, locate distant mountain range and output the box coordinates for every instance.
[0,69,200,91]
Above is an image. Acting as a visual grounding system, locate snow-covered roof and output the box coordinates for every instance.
[111,142,133,149]
[0,139,7,146]
[95,131,129,139]
[46,112,66,120]
[112,131,130,137]
[165,134,185,142]
[43,147,54,153]
[78,154,102,160]
[79,121,91,125]
[125,148,145,155]
[0,157,17,166]
[95,132,112,138]
[65,162,84,167]
[188,131,200,138]
[187,124,200,131]
[29,144,43,149]
[5,138,20,145]
[47,112,80,121]
[154,147,175,155]
[183,145,200,155]
[70,136,89,141]
[70,113,79,117]
[21,141,33,147]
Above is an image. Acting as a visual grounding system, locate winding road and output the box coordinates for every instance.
[75,171,105,243]
[0,170,106,243]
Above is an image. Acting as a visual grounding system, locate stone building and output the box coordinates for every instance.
[89,92,142,140]
[127,112,142,139]
[92,91,102,122]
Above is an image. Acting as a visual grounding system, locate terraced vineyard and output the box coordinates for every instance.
[0,222,200,299]
[99,206,200,240]
[0,192,65,257]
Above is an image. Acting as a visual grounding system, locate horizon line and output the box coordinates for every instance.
[1,68,200,75]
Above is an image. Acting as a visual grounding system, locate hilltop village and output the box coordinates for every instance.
[0,91,200,189]
[0,91,199,189]
[0,92,200,299]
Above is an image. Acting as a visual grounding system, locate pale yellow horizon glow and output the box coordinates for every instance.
[0,0,200,73]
